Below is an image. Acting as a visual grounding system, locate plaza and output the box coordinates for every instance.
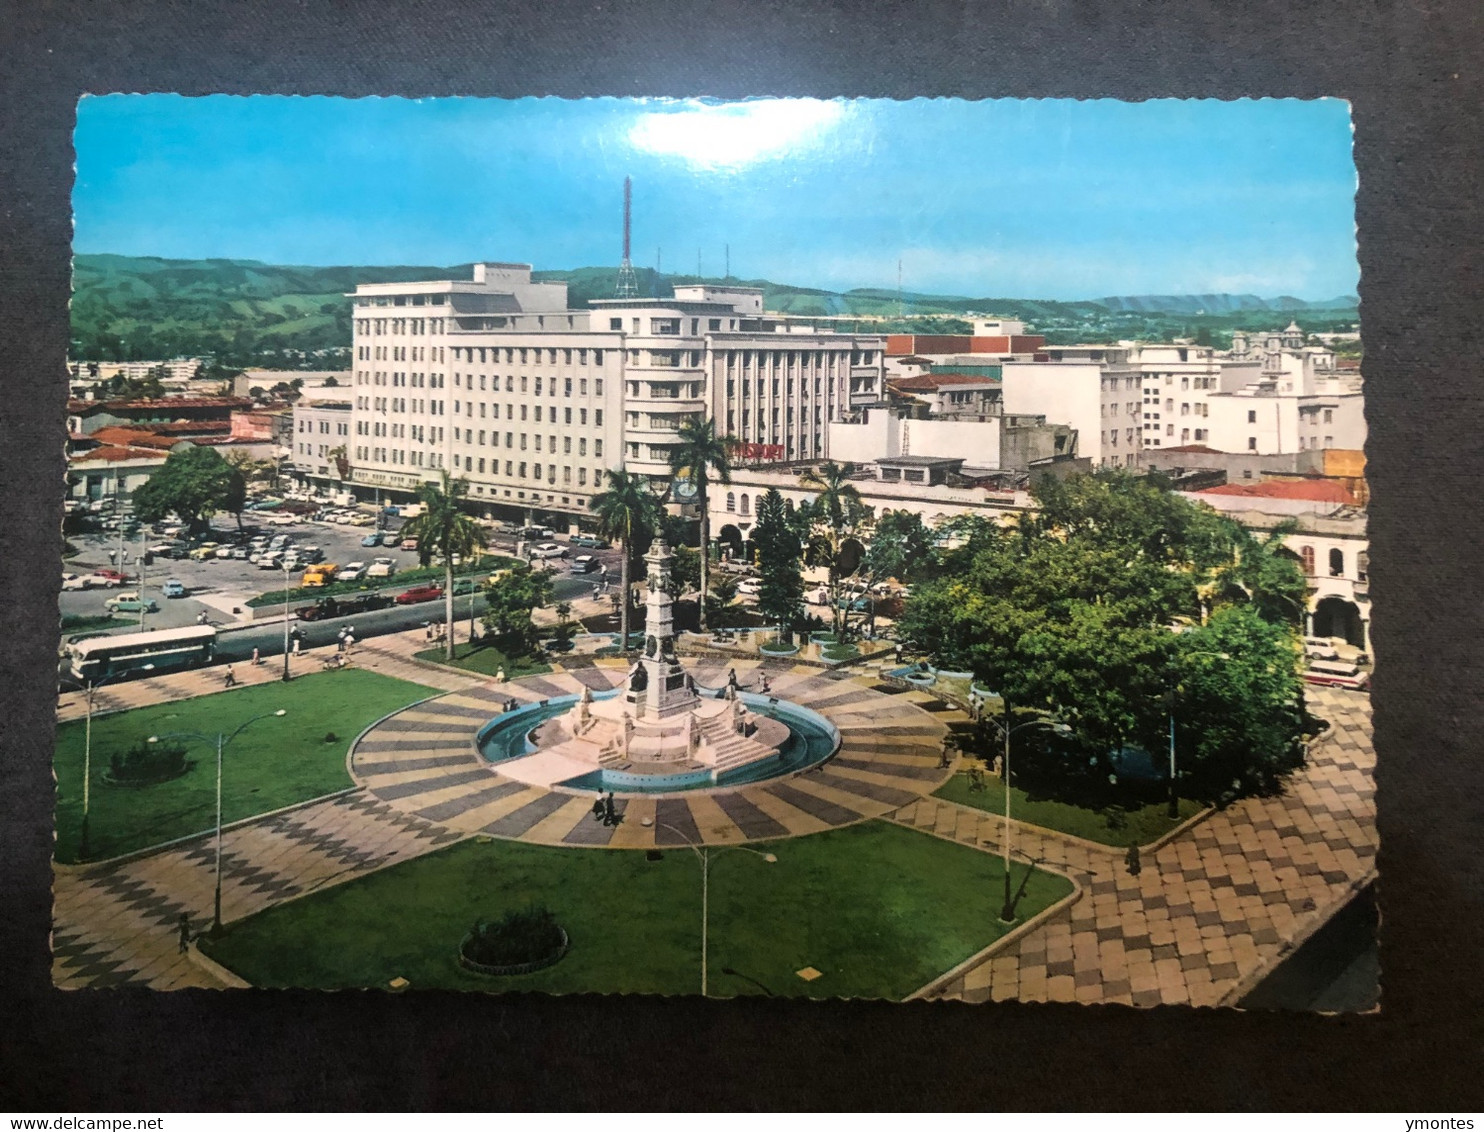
[50,628,1376,1007]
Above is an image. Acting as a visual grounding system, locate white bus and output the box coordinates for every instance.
[67,625,218,683]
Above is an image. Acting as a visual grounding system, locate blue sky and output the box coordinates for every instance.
[74,96,1358,301]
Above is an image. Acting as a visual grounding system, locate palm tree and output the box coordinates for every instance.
[589,469,660,656]
[799,461,865,636]
[667,416,736,632]
[396,471,487,660]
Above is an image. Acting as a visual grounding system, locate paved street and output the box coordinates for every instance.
[50,637,1377,1004]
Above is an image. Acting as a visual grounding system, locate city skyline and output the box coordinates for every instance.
[74,96,1359,302]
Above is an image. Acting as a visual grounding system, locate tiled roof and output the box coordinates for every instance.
[889,373,1001,392]
[69,445,169,464]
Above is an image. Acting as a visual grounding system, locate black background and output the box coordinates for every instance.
[3,0,1482,1111]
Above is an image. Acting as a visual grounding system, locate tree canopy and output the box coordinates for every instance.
[589,469,662,654]
[752,488,807,642]
[398,472,487,659]
[668,416,735,632]
[480,563,554,658]
[897,471,1308,803]
[131,445,247,534]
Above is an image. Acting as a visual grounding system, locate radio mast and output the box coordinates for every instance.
[615,177,639,298]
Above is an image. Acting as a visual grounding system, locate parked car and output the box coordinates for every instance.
[570,534,611,549]
[399,536,420,552]
[395,584,444,605]
[451,578,481,597]
[188,543,220,561]
[213,545,236,559]
[61,573,91,591]
[105,592,158,614]
[256,553,284,570]
[360,533,385,548]
[161,579,188,598]
[302,563,340,587]
[1303,636,1341,660]
[366,557,397,578]
[337,562,368,583]
[529,542,568,560]
[380,531,402,547]
[737,577,763,597]
[570,554,601,574]
[230,546,250,560]
[298,545,325,564]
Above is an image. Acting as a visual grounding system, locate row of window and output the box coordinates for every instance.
[356,317,447,335]
[452,346,606,368]
[356,371,447,388]
[1104,427,1209,448]
[297,419,348,435]
[452,373,605,398]
[356,446,445,469]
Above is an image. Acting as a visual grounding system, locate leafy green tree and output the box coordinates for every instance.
[589,469,661,655]
[798,461,871,637]
[397,471,488,659]
[480,563,554,658]
[858,509,934,632]
[131,445,247,535]
[752,489,806,644]
[898,472,1304,805]
[1200,518,1308,629]
[668,416,737,632]
[708,573,740,625]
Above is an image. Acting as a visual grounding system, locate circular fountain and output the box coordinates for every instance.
[473,540,840,796]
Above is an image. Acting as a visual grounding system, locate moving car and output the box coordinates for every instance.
[61,573,91,591]
[394,584,443,605]
[105,591,159,614]
[571,534,611,549]
[737,577,763,597]
[366,557,397,578]
[297,592,393,620]
[86,570,127,588]
[570,554,601,574]
[160,579,188,599]
[529,542,568,560]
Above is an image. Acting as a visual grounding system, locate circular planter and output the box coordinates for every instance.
[459,926,569,977]
[903,671,936,687]
[759,642,800,656]
[821,644,859,662]
[101,763,193,788]
[810,631,839,645]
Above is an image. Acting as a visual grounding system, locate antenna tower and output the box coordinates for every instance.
[897,258,904,318]
[615,177,639,298]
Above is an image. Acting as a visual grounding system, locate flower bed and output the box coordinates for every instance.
[101,739,193,788]
[458,907,569,976]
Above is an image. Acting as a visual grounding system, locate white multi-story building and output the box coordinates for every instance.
[347,265,885,525]
[291,396,352,488]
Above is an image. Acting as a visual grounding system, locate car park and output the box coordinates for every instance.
[338,562,368,583]
[529,542,568,560]
[161,579,188,598]
[105,592,158,614]
[394,584,443,605]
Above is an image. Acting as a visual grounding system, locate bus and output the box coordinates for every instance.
[1302,658,1371,691]
[66,625,218,684]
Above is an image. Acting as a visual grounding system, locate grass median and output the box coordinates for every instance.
[54,668,437,863]
[934,769,1204,848]
[200,820,1072,999]
[412,640,552,679]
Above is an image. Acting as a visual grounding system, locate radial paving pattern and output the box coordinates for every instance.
[348,657,958,848]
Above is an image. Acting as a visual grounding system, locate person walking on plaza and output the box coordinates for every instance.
[177,912,191,954]
[1125,841,1142,878]
[251,646,260,666]
[223,664,236,688]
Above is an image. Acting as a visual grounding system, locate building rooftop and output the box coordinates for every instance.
[1195,480,1358,504]
[889,373,1002,392]
[876,455,967,469]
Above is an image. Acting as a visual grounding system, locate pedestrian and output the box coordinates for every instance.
[345,631,355,653]
[224,664,236,688]
[939,738,954,768]
[197,610,208,626]
[108,548,117,564]
[121,550,130,565]
[992,754,1004,779]
[337,634,345,653]
[425,622,433,642]
[895,643,904,664]
[177,912,191,954]
[1125,842,1142,877]
[495,668,506,683]
[592,584,601,601]
[251,646,260,666]
[292,637,301,656]
[603,792,616,826]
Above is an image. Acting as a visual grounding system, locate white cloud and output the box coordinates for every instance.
[627,99,849,171]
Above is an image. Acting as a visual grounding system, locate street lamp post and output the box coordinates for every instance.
[282,558,293,682]
[648,820,776,996]
[983,708,1070,924]
[1166,649,1230,819]
[79,664,155,860]
[150,709,287,936]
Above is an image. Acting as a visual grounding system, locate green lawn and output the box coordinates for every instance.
[54,669,436,863]
[412,641,551,678]
[201,821,1073,999]
[935,770,1204,848]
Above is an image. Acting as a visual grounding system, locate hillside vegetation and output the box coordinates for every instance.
[71,254,1359,370]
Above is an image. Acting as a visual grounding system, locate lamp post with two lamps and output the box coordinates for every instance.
[149,708,287,936]
[645,819,776,997]
[281,557,294,682]
[980,708,1071,924]
[78,663,154,860]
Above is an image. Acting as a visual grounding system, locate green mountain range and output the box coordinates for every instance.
[70,254,1360,370]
